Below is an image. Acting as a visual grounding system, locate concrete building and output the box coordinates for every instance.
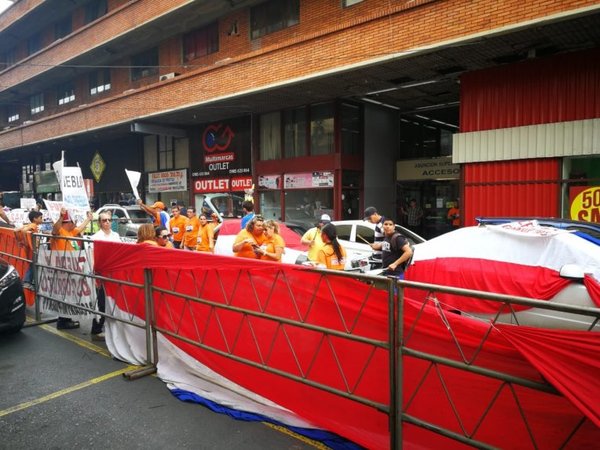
[0,0,598,237]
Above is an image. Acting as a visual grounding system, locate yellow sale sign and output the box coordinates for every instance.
[570,186,600,222]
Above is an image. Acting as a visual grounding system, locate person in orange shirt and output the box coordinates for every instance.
[232,215,266,259]
[137,223,158,246]
[182,207,200,251]
[169,205,187,249]
[15,210,44,288]
[195,214,215,253]
[316,223,347,270]
[51,208,93,252]
[50,208,93,330]
[447,199,460,229]
[208,212,220,232]
[258,220,285,262]
[155,226,174,248]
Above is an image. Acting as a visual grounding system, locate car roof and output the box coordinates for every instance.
[331,219,426,243]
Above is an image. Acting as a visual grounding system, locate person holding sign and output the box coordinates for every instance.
[137,199,170,229]
[51,207,93,330]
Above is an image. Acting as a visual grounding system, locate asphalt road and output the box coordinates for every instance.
[0,315,323,450]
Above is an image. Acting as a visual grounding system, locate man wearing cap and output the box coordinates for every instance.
[137,199,170,230]
[364,206,385,261]
[51,207,93,330]
[301,214,330,262]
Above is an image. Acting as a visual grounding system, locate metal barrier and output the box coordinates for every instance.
[2,230,599,449]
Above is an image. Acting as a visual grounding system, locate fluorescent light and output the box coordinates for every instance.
[414,101,460,111]
[399,79,439,89]
[360,97,400,110]
[363,87,399,96]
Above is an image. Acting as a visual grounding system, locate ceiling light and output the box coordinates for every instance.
[399,79,440,89]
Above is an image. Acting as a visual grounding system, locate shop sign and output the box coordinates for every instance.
[191,116,251,179]
[258,174,282,190]
[148,169,188,193]
[284,172,334,190]
[193,176,252,194]
[570,186,600,222]
[397,157,460,181]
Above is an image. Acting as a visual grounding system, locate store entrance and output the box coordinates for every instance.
[397,180,459,239]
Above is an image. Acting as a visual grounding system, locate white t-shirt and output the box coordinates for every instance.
[91,230,121,242]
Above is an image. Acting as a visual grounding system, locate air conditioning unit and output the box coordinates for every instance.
[159,72,179,81]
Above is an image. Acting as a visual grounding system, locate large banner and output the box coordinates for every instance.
[37,246,96,317]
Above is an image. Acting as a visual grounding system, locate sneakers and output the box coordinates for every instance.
[91,332,105,342]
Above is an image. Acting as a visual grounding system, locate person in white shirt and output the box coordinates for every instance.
[90,212,121,341]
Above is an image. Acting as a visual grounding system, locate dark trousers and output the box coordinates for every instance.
[91,286,106,334]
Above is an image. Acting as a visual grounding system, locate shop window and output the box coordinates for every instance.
[259,112,281,160]
[310,103,334,156]
[30,93,44,115]
[285,189,333,225]
[131,48,159,81]
[341,103,361,156]
[27,33,42,56]
[183,22,219,62]
[158,136,174,170]
[562,156,600,221]
[85,0,108,24]
[260,191,281,221]
[250,0,299,40]
[283,107,307,158]
[343,0,364,6]
[55,16,72,40]
[7,105,19,123]
[89,69,111,95]
[57,82,75,106]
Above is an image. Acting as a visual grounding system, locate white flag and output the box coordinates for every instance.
[125,169,141,200]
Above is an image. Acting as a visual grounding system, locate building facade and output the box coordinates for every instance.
[0,0,598,236]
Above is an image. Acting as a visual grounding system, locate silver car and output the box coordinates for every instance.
[96,204,151,238]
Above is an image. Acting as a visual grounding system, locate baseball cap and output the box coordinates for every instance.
[319,214,331,223]
[363,206,377,219]
[61,213,72,222]
[151,201,165,210]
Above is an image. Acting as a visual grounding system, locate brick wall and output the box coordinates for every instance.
[1,0,598,149]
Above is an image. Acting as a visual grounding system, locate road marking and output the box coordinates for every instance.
[39,323,112,357]
[0,366,135,418]
[262,423,331,449]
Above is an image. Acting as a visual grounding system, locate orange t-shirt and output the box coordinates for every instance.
[233,229,266,259]
[139,240,158,246]
[50,227,80,251]
[317,244,347,270]
[183,216,200,248]
[196,224,214,252]
[169,215,187,243]
[261,233,285,262]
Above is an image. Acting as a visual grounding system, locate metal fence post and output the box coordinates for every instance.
[388,277,400,450]
[395,280,404,449]
[32,234,41,322]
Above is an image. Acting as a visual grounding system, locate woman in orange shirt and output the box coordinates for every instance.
[137,223,158,246]
[232,215,266,259]
[195,214,214,252]
[259,220,285,262]
[316,223,346,270]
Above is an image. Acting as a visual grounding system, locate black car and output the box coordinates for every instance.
[0,256,26,333]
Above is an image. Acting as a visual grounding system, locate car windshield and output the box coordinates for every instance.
[128,209,149,220]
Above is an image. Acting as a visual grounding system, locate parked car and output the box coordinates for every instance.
[476,217,600,245]
[0,256,26,333]
[405,221,600,330]
[96,204,150,238]
[331,219,426,258]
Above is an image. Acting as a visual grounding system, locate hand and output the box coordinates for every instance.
[86,211,93,220]
[389,263,397,271]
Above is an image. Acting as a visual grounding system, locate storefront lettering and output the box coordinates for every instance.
[421,168,460,176]
[194,178,229,192]
[570,186,600,222]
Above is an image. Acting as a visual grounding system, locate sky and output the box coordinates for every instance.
[0,0,13,15]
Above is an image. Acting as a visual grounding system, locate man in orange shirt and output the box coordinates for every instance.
[182,207,200,251]
[50,208,93,329]
[232,216,266,259]
[169,205,187,249]
[15,210,44,288]
[196,214,215,253]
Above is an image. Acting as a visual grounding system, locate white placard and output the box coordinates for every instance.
[125,169,141,200]
[60,165,90,213]
[20,198,37,209]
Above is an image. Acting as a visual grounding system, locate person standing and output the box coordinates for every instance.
[447,199,460,229]
[15,210,44,289]
[259,220,286,262]
[51,208,93,330]
[195,214,215,253]
[155,226,175,248]
[316,223,346,270]
[137,199,170,230]
[301,214,330,263]
[364,206,385,261]
[240,200,255,229]
[90,211,121,341]
[0,199,13,227]
[401,198,424,235]
[232,215,266,259]
[372,218,413,280]
[169,205,187,249]
[182,207,200,251]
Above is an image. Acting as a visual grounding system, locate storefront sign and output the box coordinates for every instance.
[193,176,252,194]
[258,175,282,190]
[191,116,252,179]
[397,157,460,181]
[284,172,334,189]
[570,186,600,222]
[148,169,188,193]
